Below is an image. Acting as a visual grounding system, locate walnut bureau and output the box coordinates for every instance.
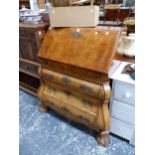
[19,23,49,96]
[37,26,123,146]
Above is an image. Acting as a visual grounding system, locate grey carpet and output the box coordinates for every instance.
[19,90,135,155]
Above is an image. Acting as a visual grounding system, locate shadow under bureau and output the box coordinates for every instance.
[37,27,123,146]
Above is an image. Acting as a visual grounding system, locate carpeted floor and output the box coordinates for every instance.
[19,90,135,155]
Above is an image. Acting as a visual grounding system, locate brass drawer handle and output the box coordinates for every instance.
[80,84,92,93]
[61,76,71,84]
[81,99,92,107]
[79,115,89,123]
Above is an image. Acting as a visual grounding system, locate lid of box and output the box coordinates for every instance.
[38,26,122,74]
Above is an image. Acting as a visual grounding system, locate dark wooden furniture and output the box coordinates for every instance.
[37,26,123,146]
[19,0,30,9]
[19,23,49,96]
[118,9,131,22]
[104,9,119,22]
[104,8,131,22]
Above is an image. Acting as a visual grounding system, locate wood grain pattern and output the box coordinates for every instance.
[37,70,110,131]
[39,59,109,84]
[38,27,122,146]
[40,68,102,98]
[38,27,122,74]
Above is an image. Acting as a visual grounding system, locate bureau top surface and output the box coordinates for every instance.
[38,26,122,74]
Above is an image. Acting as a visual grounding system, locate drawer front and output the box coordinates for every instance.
[45,99,96,128]
[41,68,101,98]
[43,82,99,115]
[40,83,98,127]
[110,100,134,125]
[19,60,39,77]
[110,117,134,140]
[113,80,135,105]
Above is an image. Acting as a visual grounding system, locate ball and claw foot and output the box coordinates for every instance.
[97,131,110,147]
